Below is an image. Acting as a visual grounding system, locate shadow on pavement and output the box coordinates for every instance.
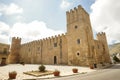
[107,64,120,69]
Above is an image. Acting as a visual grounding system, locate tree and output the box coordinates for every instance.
[113,55,120,62]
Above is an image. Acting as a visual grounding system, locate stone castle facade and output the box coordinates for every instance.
[1,5,111,66]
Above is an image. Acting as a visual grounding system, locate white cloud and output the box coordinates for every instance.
[60,0,71,9]
[0,13,2,16]
[90,0,120,44]
[0,21,64,44]
[0,3,23,15]
[0,22,10,43]
[15,15,25,22]
[10,20,64,43]
[0,22,9,31]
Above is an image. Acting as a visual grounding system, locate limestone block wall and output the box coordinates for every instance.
[0,43,9,64]
[96,32,111,63]
[66,5,95,66]
[94,40,104,64]
[0,43,10,54]
[20,34,68,65]
[20,40,42,64]
[7,37,21,64]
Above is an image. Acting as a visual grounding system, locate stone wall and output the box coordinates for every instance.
[7,37,21,64]
[20,34,68,65]
[0,43,10,64]
[66,5,94,66]
[96,32,111,63]
[0,43,9,54]
[94,40,104,64]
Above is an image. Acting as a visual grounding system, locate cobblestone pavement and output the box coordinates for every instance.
[0,64,96,80]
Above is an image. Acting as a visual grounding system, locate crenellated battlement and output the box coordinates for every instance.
[12,37,21,40]
[66,5,89,24]
[66,5,88,15]
[21,33,66,47]
[97,32,105,36]
[12,37,21,43]
[96,32,107,42]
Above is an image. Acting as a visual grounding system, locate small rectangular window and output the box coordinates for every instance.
[54,43,57,47]
[77,39,80,44]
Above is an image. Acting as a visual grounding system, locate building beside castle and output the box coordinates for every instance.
[0,43,9,65]
[0,5,111,67]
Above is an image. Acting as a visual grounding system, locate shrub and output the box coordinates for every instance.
[113,55,120,62]
[39,64,46,72]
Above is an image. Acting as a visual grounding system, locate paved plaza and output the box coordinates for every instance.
[0,64,96,80]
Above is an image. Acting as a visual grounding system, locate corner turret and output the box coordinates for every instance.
[7,37,21,64]
[96,32,111,63]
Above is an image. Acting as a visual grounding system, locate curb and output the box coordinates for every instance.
[23,72,88,80]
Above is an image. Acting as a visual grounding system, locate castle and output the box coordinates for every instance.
[0,5,111,67]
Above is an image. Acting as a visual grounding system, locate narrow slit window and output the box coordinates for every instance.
[77,39,80,44]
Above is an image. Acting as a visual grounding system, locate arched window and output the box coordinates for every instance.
[77,52,80,56]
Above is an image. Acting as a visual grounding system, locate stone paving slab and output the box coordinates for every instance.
[0,64,96,80]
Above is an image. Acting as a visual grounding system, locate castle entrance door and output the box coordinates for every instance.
[54,56,57,64]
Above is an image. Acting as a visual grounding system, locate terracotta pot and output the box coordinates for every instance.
[53,71,60,76]
[90,66,94,69]
[9,73,17,79]
[72,68,78,73]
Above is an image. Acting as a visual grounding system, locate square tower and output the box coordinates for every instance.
[66,5,94,66]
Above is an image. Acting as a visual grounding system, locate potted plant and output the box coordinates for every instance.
[72,68,78,73]
[53,69,60,76]
[9,71,17,79]
[39,64,46,72]
[90,65,94,69]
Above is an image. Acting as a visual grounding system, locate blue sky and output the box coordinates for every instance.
[0,0,95,31]
[0,0,120,44]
